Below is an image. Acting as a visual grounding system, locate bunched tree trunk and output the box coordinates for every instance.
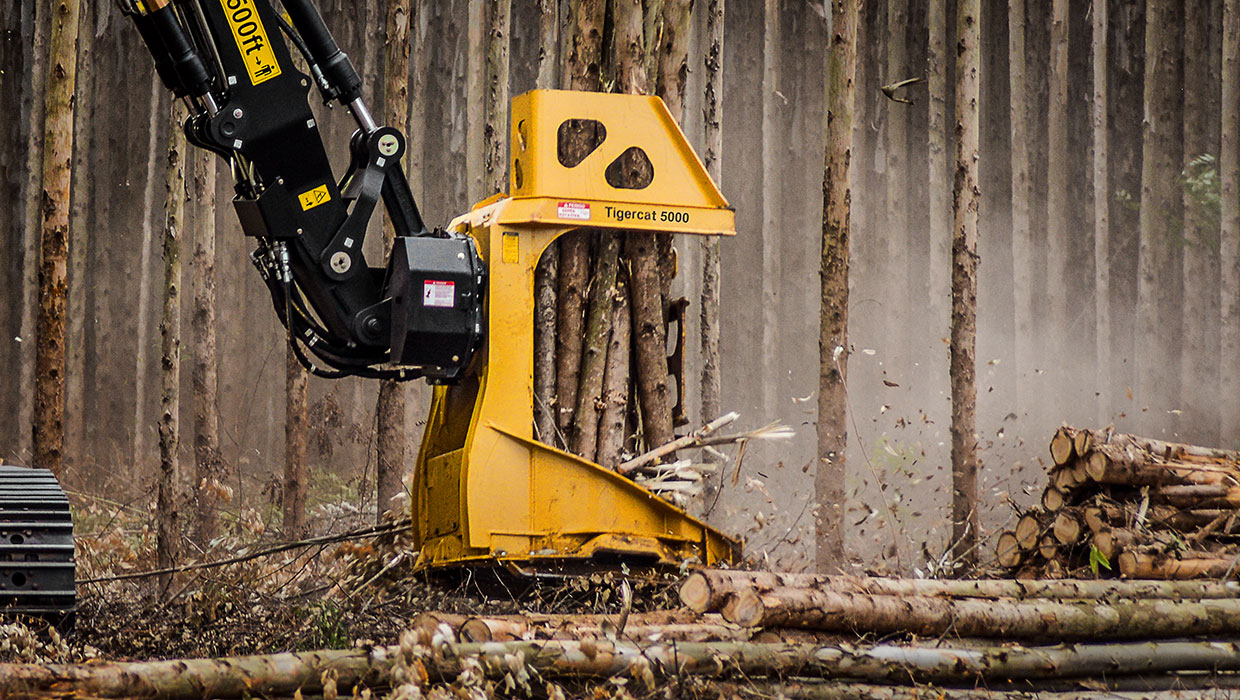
[816,0,857,574]
[698,0,724,502]
[283,347,307,537]
[32,0,81,477]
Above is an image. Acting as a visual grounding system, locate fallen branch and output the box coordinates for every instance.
[617,411,739,474]
[77,520,412,585]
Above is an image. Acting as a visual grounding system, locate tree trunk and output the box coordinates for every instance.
[376,0,414,520]
[1092,0,1111,424]
[1135,0,1184,429]
[553,0,606,440]
[759,0,781,416]
[698,0,724,503]
[927,0,950,339]
[680,569,1240,612]
[1222,0,1240,439]
[17,0,50,462]
[570,233,621,458]
[484,0,510,197]
[283,347,307,537]
[949,0,981,572]
[157,102,187,581]
[1181,0,1218,445]
[32,0,82,477]
[816,0,857,574]
[595,271,631,466]
[465,0,486,203]
[1046,0,1070,386]
[190,149,224,547]
[65,5,94,471]
[130,77,163,481]
[722,585,1240,640]
[532,0,560,444]
[628,230,674,451]
[883,0,908,383]
[1008,0,1036,415]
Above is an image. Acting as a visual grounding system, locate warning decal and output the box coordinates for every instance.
[557,201,591,221]
[423,280,456,308]
[298,184,331,211]
[220,0,283,86]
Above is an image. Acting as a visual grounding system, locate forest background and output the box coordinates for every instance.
[0,0,1229,575]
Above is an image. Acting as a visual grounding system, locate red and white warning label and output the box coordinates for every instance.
[557,201,591,221]
[423,280,456,308]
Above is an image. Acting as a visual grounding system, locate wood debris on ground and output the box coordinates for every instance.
[997,426,1240,579]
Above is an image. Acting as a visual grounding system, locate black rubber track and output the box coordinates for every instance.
[0,465,76,625]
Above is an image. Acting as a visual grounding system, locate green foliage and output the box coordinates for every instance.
[1114,152,1221,253]
[1088,544,1111,575]
[304,600,350,650]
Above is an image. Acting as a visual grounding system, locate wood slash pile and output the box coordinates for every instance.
[9,571,1240,698]
[997,426,1240,579]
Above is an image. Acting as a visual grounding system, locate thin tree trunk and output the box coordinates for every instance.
[465,0,486,203]
[1092,0,1111,425]
[1223,0,1240,440]
[284,347,307,536]
[760,0,781,417]
[1009,0,1035,416]
[1046,0,1070,384]
[32,0,82,477]
[595,271,631,466]
[1135,0,1184,430]
[484,0,511,197]
[1181,0,1216,444]
[18,0,49,462]
[532,0,560,444]
[883,0,908,384]
[190,149,223,547]
[698,0,724,499]
[157,102,187,581]
[65,5,94,471]
[653,0,692,308]
[927,0,949,340]
[131,76,163,478]
[375,0,414,520]
[949,0,981,573]
[816,0,856,575]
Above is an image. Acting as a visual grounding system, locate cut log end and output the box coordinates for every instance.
[679,572,713,613]
[1052,511,1082,545]
[996,531,1022,568]
[1050,427,1074,466]
[1042,486,1066,512]
[1015,512,1043,551]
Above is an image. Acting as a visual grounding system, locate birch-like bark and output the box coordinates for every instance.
[927,0,949,341]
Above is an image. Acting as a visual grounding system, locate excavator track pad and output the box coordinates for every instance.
[0,465,77,626]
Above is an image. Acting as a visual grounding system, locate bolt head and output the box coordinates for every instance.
[232,108,244,119]
[377,134,400,157]
[330,251,352,274]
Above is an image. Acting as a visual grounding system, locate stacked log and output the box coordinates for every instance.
[996,426,1240,579]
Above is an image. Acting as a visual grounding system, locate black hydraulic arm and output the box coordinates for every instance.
[119,0,469,381]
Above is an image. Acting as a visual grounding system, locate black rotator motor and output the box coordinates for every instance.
[388,235,486,384]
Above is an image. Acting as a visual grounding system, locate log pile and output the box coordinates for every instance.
[997,426,1240,579]
[9,592,1240,698]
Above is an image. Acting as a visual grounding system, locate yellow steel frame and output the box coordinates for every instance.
[412,90,740,570]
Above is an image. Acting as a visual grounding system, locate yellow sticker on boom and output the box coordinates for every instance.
[298,185,331,211]
[220,0,282,86]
